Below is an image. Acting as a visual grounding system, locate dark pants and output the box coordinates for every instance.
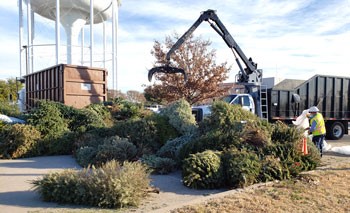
[312,135,325,157]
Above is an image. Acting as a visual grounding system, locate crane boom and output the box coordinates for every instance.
[148,9,262,85]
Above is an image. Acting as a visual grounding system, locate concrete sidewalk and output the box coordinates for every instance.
[0,155,82,213]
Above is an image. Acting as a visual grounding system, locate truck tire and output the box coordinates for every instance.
[326,122,344,140]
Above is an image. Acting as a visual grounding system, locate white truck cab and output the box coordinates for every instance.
[192,94,255,122]
[221,94,255,113]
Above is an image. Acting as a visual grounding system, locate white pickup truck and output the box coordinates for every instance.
[192,94,255,122]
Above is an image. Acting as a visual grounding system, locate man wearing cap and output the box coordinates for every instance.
[306,106,326,157]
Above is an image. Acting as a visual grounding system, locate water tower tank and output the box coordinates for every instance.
[27,0,114,64]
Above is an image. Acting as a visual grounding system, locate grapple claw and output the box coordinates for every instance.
[148,66,187,82]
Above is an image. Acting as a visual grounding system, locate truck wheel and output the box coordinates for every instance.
[326,122,344,140]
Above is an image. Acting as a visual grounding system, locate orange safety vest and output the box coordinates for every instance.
[309,113,326,136]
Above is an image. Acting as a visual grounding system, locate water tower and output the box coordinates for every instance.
[18,0,119,90]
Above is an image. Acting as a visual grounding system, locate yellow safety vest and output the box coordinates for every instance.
[310,113,326,136]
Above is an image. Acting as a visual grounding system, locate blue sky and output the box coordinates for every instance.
[0,0,349,92]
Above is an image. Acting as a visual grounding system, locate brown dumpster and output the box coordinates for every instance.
[24,64,107,110]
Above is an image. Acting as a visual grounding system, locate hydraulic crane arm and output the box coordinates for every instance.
[148,9,262,84]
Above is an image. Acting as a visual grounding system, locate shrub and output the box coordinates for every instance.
[222,149,261,188]
[240,120,272,148]
[110,98,146,120]
[177,128,242,162]
[44,132,78,155]
[0,124,41,159]
[182,150,224,189]
[32,160,151,208]
[86,103,113,125]
[156,135,193,162]
[161,98,197,135]
[0,101,21,117]
[73,132,105,151]
[151,114,180,146]
[26,100,69,140]
[258,155,284,182]
[76,146,98,167]
[94,136,137,165]
[299,140,321,171]
[140,155,176,174]
[39,101,111,133]
[200,101,258,133]
[271,121,304,144]
[115,115,179,155]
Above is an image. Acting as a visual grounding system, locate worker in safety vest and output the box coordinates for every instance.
[306,106,326,157]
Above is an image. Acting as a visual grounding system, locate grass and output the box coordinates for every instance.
[171,162,350,213]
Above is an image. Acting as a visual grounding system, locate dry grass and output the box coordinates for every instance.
[171,163,350,213]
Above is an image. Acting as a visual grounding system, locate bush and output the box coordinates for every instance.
[161,98,197,135]
[200,101,258,133]
[258,155,284,182]
[76,146,98,167]
[115,115,179,155]
[73,132,105,151]
[271,121,304,144]
[182,150,224,189]
[110,98,147,120]
[140,155,177,174]
[240,120,272,149]
[86,103,113,125]
[156,135,193,163]
[0,101,21,117]
[222,149,261,188]
[299,140,321,171]
[177,128,242,162]
[0,124,41,159]
[44,132,78,155]
[94,136,137,165]
[26,100,69,140]
[32,160,151,208]
[151,114,180,146]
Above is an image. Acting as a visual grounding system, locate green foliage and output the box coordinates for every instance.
[240,120,272,149]
[50,102,109,132]
[141,155,176,174]
[271,121,304,144]
[76,146,98,167]
[178,128,242,162]
[258,155,284,182]
[114,118,158,155]
[115,114,179,155]
[73,132,105,150]
[200,101,258,133]
[0,124,41,159]
[110,97,147,120]
[94,136,137,165]
[161,98,197,135]
[32,160,151,208]
[0,78,23,103]
[182,150,224,189]
[300,140,321,171]
[262,141,302,164]
[76,136,137,167]
[156,135,193,162]
[222,149,261,188]
[86,103,112,121]
[27,100,69,140]
[151,113,181,145]
[46,132,77,155]
[0,102,21,117]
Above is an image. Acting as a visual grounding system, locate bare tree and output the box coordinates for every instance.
[145,34,230,105]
